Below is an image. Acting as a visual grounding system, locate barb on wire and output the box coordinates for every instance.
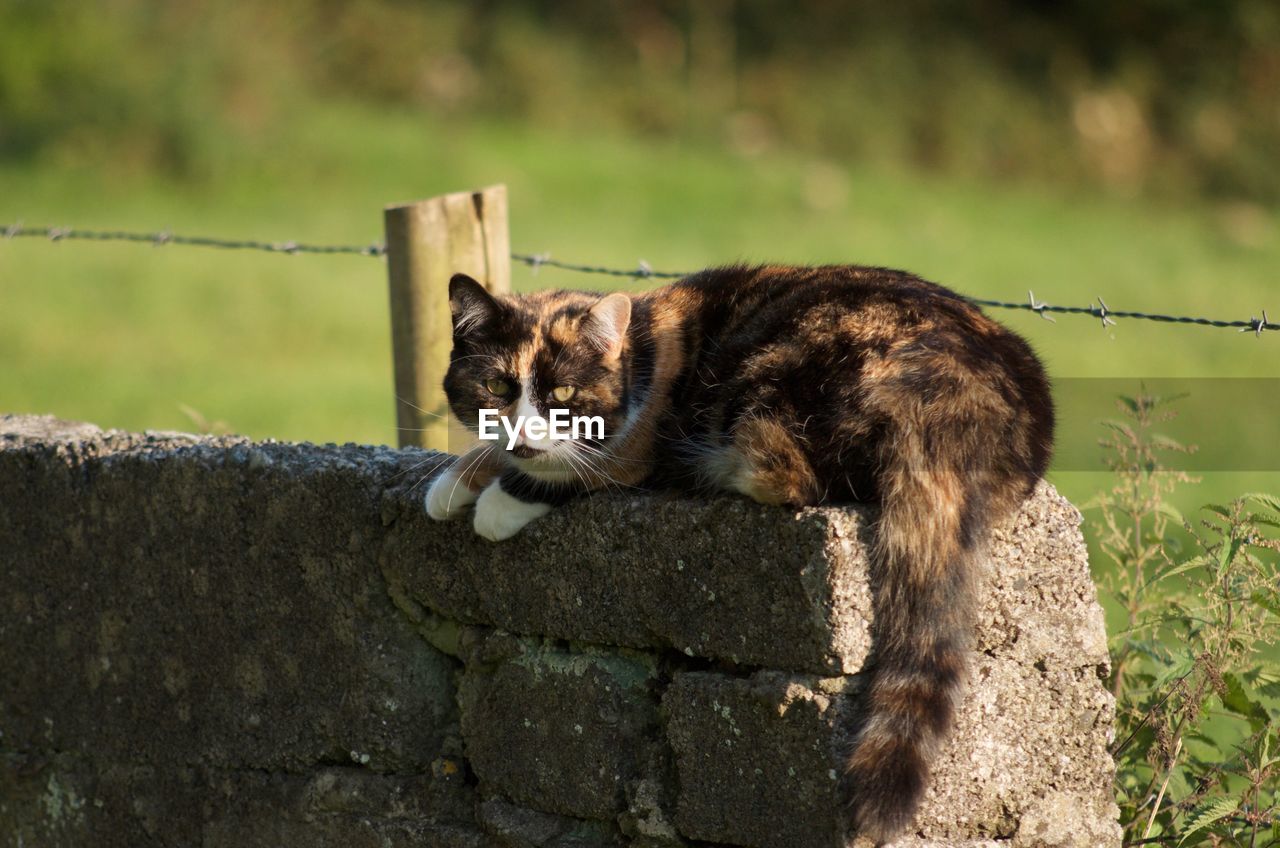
[1093,297,1117,328]
[525,252,551,276]
[1026,291,1056,323]
[1242,310,1270,337]
[4,222,1275,336]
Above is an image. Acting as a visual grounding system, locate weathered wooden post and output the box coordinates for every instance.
[384,185,510,451]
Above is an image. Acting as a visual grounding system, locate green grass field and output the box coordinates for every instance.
[3,101,1278,527]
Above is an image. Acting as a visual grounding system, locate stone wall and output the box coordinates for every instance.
[0,414,1121,847]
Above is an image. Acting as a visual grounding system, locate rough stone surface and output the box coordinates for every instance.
[0,415,467,847]
[664,671,848,847]
[0,414,1122,847]
[459,635,663,821]
[664,658,1118,847]
[0,417,455,774]
[476,797,628,847]
[0,754,481,848]
[382,487,874,675]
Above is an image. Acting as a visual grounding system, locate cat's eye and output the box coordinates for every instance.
[484,378,512,396]
[552,385,576,403]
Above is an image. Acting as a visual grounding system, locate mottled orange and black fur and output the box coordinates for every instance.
[429,265,1054,843]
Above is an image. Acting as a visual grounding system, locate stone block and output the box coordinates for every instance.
[0,416,456,774]
[459,635,662,821]
[663,657,1119,848]
[0,755,480,848]
[383,485,872,675]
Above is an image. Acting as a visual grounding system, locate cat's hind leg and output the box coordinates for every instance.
[702,416,821,507]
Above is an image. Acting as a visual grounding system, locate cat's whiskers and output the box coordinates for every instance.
[567,444,641,494]
[384,453,453,485]
[450,353,503,365]
[564,449,626,496]
[569,440,648,466]
[392,395,464,428]
[442,443,495,506]
[561,451,595,492]
[392,419,457,434]
[550,341,569,374]
[543,445,594,492]
[551,446,600,492]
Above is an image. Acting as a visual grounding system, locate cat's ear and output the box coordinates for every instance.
[449,274,502,337]
[583,292,632,359]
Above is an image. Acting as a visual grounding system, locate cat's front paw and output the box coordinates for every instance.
[473,482,551,541]
[426,465,479,520]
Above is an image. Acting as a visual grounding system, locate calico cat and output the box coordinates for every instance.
[426,265,1054,843]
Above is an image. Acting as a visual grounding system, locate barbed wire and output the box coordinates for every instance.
[4,223,1273,335]
[970,292,1271,335]
[3,223,386,257]
[512,252,684,280]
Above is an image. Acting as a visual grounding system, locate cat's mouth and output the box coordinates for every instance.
[511,444,545,460]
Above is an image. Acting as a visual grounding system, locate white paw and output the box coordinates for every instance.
[425,465,479,520]
[472,482,551,542]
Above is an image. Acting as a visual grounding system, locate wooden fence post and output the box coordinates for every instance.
[384,185,510,451]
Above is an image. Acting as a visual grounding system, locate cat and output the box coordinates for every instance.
[425,265,1054,843]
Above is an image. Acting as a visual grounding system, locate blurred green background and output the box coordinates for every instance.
[2,0,1278,516]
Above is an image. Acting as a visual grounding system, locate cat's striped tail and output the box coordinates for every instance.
[841,436,1001,842]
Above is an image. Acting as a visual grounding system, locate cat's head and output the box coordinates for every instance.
[443,273,633,476]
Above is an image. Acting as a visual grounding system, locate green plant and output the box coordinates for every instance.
[1091,390,1280,845]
